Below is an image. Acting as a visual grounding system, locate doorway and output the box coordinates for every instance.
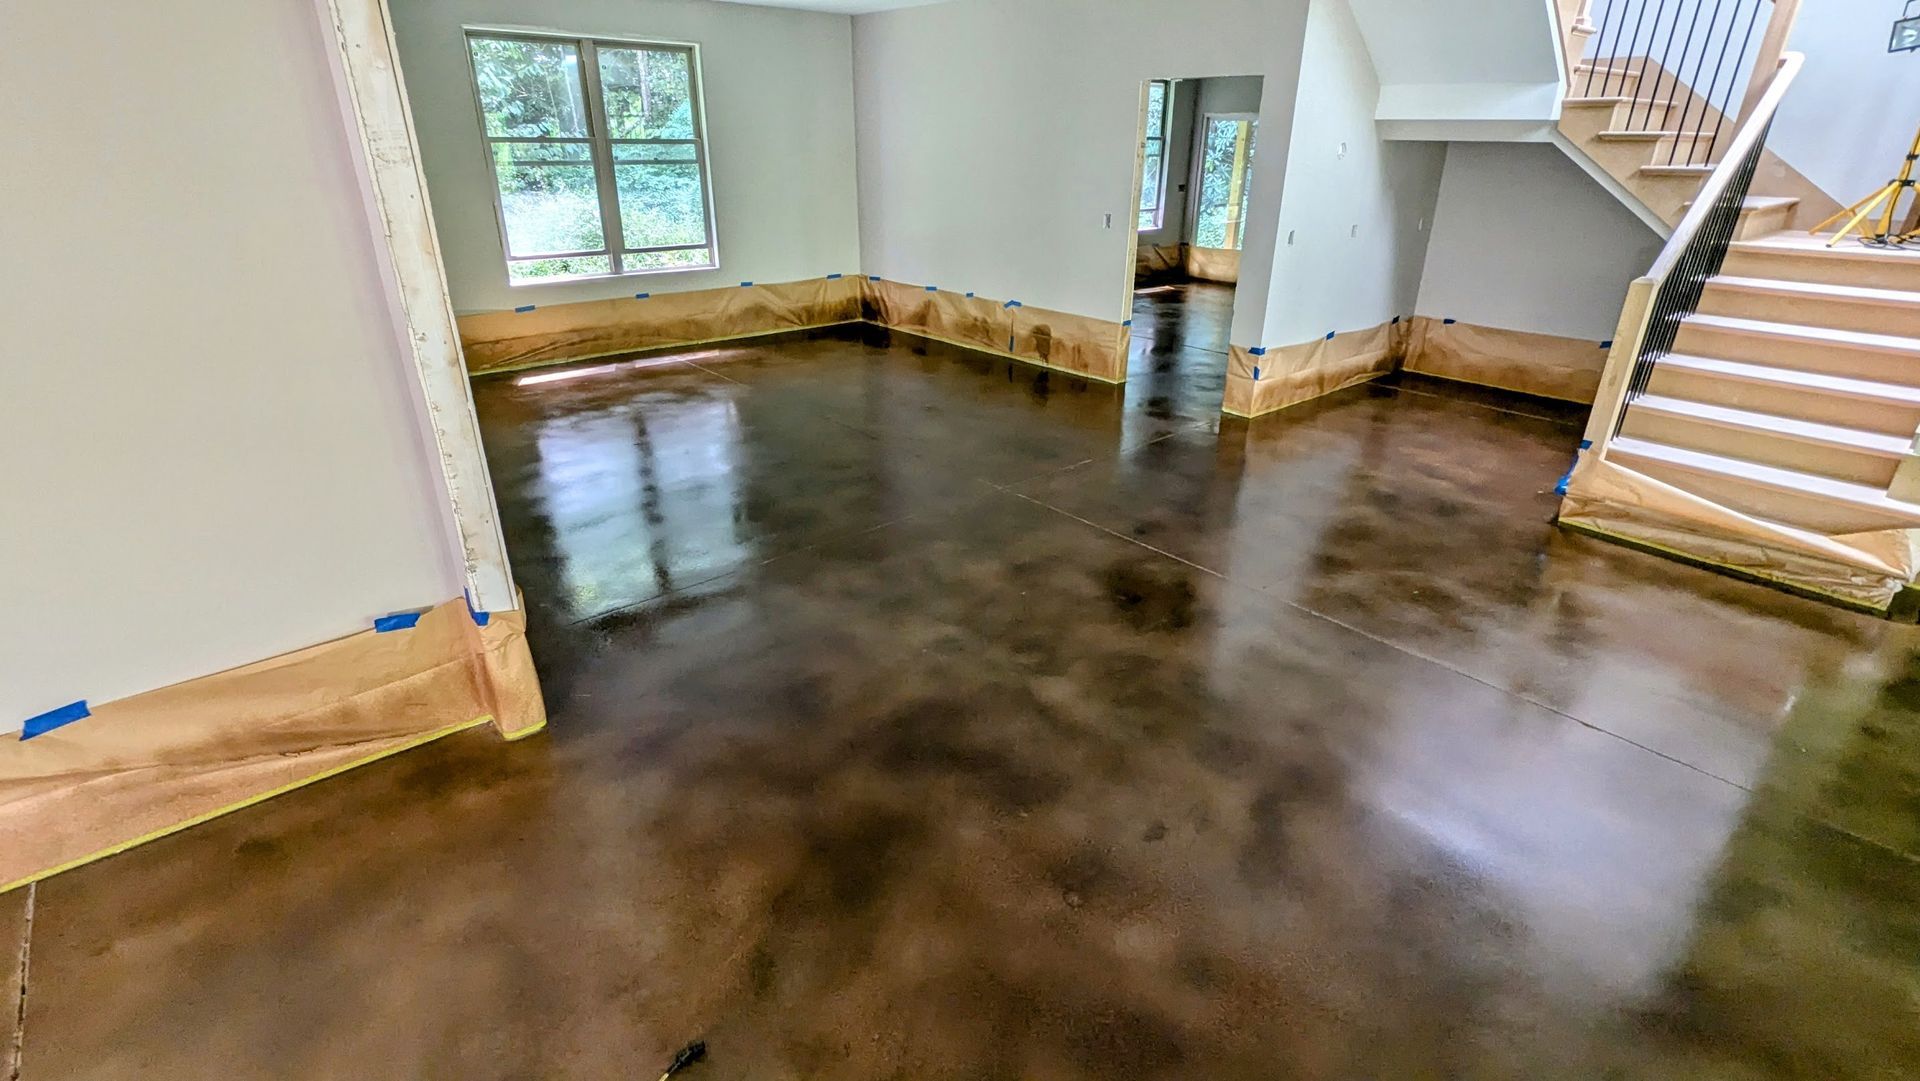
[1127,76,1265,409]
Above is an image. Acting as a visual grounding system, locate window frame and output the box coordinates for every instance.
[1137,79,1172,232]
[1191,111,1257,252]
[462,29,721,287]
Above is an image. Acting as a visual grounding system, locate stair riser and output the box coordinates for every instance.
[1618,408,1900,487]
[1573,69,1643,96]
[1565,100,1680,132]
[1732,205,1794,241]
[1646,366,1920,436]
[1697,286,1920,338]
[1609,448,1917,533]
[1672,323,1920,387]
[1721,248,1920,292]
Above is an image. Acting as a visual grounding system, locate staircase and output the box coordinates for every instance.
[1610,235,1920,536]
[1551,0,1832,233]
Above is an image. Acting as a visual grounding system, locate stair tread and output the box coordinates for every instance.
[1659,353,1920,403]
[1564,96,1676,107]
[1596,129,1712,140]
[1682,195,1800,212]
[1631,394,1911,456]
[1735,233,1920,260]
[1683,312,1920,352]
[1640,164,1714,176]
[1710,275,1920,306]
[1609,436,1920,515]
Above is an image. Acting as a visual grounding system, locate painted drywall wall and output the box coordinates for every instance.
[1349,0,1562,137]
[1263,0,1445,347]
[1774,9,1920,213]
[853,0,1312,349]
[0,0,461,734]
[1139,79,1200,251]
[1417,142,1664,341]
[390,0,863,314]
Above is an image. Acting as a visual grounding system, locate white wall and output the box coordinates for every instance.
[1774,11,1920,212]
[1263,0,1445,346]
[0,0,461,733]
[853,0,1312,348]
[1417,142,1664,340]
[1349,0,1562,138]
[391,0,863,314]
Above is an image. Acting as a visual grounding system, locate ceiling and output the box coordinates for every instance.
[703,0,949,13]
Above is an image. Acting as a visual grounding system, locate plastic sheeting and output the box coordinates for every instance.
[1224,320,1407,418]
[1186,246,1241,284]
[1559,452,1917,610]
[1135,241,1188,281]
[0,596,545,892]
[459,276,1133,385]
[458,277,866,375]
[1403,317,1609,404]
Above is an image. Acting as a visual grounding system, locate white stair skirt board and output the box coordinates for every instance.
[1607,436,1920,535]
[1546,129,1672,237]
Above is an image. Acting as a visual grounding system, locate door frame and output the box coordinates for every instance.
[312,0,518,613]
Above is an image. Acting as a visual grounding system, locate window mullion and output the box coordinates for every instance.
[578,39,627,273]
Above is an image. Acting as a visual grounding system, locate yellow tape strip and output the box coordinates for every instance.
[0,715,497,895]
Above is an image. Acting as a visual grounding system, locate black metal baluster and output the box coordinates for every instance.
[1591,0,1628,97]
[1699,0,1765,164]
[1687,0,1753,166]
[1615,0,1655,98]
[1668,0,1727,165]
[1633,0,1686,132]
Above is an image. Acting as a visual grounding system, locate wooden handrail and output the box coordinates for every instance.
[1734,0,1802,132]
[1648,52,1803,281]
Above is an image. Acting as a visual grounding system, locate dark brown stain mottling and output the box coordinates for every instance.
[13,287,1920,1080]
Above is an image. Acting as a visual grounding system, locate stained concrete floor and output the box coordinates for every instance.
[9,282,1920,1079]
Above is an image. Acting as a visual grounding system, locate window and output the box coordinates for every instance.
[1194,115,1256,251]
[466,32,717,285]
[1137,80,1171,231]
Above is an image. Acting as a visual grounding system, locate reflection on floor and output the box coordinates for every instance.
[10,316,1920,1079]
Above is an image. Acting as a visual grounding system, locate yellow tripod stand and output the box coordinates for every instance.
[1814,121,1920,247]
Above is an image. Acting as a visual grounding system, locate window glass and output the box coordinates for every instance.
[1137,81,1170,231]
[1195,117,1256,250]
[467,33,717,284]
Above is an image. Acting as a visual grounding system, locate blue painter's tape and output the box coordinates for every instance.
[1248,346,1267,357]
[1392,315,1401,325]
[1252,366,1262,381]
[1122,319,1132,327]
[965,292,975,298]
[925,285,939,292]
[827,273,844,280]
[1600,339,1613,349]
[1003,300,1023,309]
[513,304,536,314]
[463,590,492,628]
[1443,317,1457,325]
[868,275,881,282]
[740,281,754,288]
[634,292,651,300]
[1325,331,1336,341]
[22,700,89,741]
[1554,439,1594,497]
[374,612,421,633]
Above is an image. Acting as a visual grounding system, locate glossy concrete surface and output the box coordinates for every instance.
[14,285,1920,1078]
